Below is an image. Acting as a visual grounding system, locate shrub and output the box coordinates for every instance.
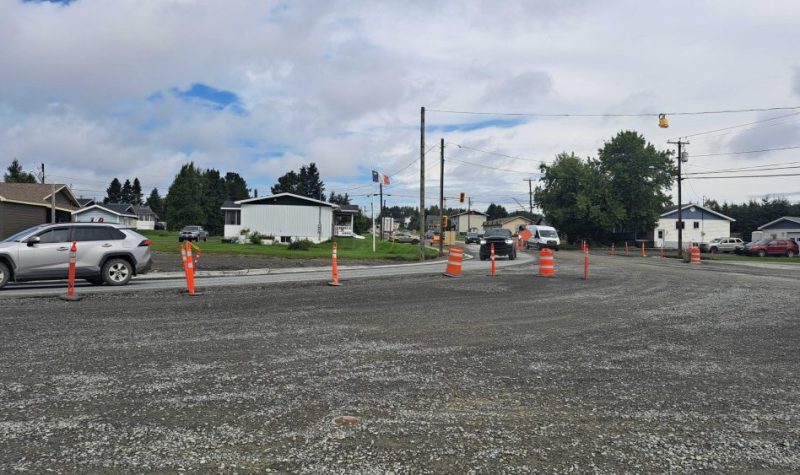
[288,239,313,250]
[249,231,265,245]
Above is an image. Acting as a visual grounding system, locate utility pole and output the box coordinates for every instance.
[467,197,472,232]
[523,178,535,214]
[419,106,425,260]
[379,181,383,241]
[40,163,45,183]
[667,139,689,255]
[439,138,444,255]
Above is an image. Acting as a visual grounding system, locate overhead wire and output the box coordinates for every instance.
[690,145,800,157]
[428,105,800,118]
[668,111,800,140]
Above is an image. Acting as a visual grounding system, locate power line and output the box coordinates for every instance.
[684,164,800,176]
[685,160,800,173]
[670,111,800,140]
[691,145,800,157]
[687,173,800,179]
[446,142,544,164]
[428,105,800,118]
[447,157,541,175]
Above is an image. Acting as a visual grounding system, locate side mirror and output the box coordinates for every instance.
[26,236,41,246]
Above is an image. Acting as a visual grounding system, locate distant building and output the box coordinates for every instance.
[653,203,735,249]
[0,183,80,239]
[754,216,800,243]
[483,216,533,234]
[72,203,138,227]
[450,211,488,233]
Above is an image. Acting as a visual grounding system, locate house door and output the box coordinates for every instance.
[655,229,665,248]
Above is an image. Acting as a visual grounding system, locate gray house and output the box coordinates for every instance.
[72,203,137,226]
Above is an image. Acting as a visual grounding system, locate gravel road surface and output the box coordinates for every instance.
[1,252,798,473]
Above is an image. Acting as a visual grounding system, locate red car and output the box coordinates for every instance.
[746,239,798,257]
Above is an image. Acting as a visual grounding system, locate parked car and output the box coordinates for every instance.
[479,228,517,260]
[745,239,799,257]
[0,223,152,290]
[392,231,419,244]
[179,225,208,242]
[700,237,744,254]
[464,231,481,244]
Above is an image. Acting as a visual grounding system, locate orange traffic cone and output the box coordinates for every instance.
[690,246,701,264]
[489,243,496,276]
[538,248,555,277]
[443,248,464,277]
[328,242,341,286]
[185,241,197,295]
[641,242,646,257]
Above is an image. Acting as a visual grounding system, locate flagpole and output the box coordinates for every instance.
[371,191,376,253]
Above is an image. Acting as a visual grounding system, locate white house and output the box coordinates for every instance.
[754,216,800,243]
[222,193,357,243]
[72,203,137,227]
[451,211,488,233]
[132,205,159,231]
[654,203,735,249]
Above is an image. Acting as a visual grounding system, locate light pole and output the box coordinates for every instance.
[667,140,689,254]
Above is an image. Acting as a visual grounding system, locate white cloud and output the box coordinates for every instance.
[2,0,800,208]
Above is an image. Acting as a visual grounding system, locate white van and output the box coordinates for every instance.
[523,225,561,251]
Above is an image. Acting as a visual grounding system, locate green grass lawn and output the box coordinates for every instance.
[140,231,439,261]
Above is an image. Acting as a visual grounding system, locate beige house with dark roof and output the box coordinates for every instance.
[0,183,80,239]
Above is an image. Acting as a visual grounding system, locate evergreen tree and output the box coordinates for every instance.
[120,179,133,204]
[271,163,325,198]
[327,190,351,205]
[145,188,165,218]
[224,172,249,201]
[486,203,509,220]
[131,178,143,205]
[4,159,38,183]
[165,163,206,230]
[104,178,122,204]
[202,169,227,235]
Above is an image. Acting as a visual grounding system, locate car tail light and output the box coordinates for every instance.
[139,239,152,247]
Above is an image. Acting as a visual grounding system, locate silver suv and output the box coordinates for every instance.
[0,223,152,290]
[702,237,744,254]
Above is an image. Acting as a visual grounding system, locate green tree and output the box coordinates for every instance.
[4,159,37,183]
[165,163,206,230]
[131,178,143,205]
[202,169,227,235]
[328,190,351,205]
[145,188,165,218]
[271,163,325,198]
[120,179,133,204]
[485,203,509,220]
[224,172,250,201]
[104,178,122,204]
[597,131,674,235]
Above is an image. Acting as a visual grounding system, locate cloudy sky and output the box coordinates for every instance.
[2,0,800,213]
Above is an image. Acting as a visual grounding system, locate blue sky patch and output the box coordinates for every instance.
[429,117,526,133]
[170,83,246,114]
[21,0,73,4]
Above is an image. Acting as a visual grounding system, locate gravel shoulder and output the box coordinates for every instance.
[1,253,798,472]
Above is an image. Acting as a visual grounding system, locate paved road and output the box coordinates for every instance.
[1,250,798,472]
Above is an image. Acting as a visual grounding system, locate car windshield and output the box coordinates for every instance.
[755,239,771,245]
[183,226,200,231]
[539,229,557,238]
[2,225,46,242]
[484,228,512,238]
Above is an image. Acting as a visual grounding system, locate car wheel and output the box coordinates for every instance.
[787,250,795,258]
[102,258,133,286]
[710,247,718,254]
[509,250,516,260]
[179,237,184,242]
[412,239,419,245]
[757,250,767,258]
[203,236,208,242]
[0,261,9,290]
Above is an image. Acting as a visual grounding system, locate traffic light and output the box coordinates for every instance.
[459,192,465,203]
[441,215,448,228]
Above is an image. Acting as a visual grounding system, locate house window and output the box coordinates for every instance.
[693,222,700,229]
[225,210,241,225]
[657,230,664,239]
[280,236,292,243]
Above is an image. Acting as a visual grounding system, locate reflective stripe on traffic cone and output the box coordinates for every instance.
[328,242,341,286]
[690,247,701,264]
[443,248,464,277]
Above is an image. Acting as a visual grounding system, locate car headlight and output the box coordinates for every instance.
[505,239,513,244]
[479,239,486,245]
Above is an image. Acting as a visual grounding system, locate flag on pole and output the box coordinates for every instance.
[381,174,390,185]
[371,170,379,183]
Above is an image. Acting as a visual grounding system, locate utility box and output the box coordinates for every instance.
[444,230,456,246]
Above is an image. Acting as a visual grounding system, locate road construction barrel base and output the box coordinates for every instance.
[58,295,83,302]
[179,290,204,296]
[327,281,342,286]
[442,272,461,278]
